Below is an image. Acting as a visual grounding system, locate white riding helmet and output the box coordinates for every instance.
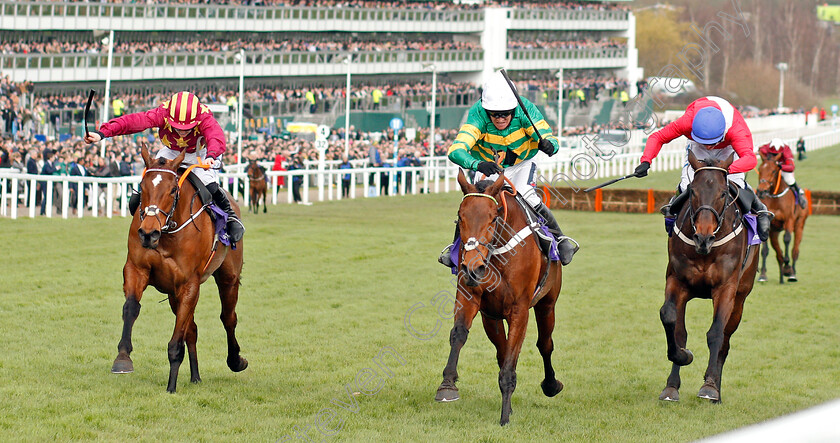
[769,138,784,149]
[482,71,518,112]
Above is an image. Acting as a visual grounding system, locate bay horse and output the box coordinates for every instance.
[435,170,564,426]
[658,152,759,403]
[756,153,808,283]
[247,160,267,214]
[112,142,248,393]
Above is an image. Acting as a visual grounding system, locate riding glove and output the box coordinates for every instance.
[634,161,650,177]
[476,161,503,176]
[538,138,556,157]
[208,157,223,169]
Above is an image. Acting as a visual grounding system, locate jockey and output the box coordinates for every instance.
[438,71,579,267]
[758,138,807,208]
[633,96,772,241]
[83,91,245,243]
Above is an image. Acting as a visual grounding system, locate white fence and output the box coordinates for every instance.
[2,127,839,220]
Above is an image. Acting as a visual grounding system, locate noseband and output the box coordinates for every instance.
[139,168,180,232]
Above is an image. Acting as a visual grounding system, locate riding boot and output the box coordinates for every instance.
[790,182,807,208]
[207,183,245,243]
[438,224,459,268]
[660,187,689,217]
[535,203,579,266]
[129,190,141,216]
[743,186,774,242]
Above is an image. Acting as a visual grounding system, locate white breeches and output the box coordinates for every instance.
[781,171,796,185]
[678,142,745,192]
[473,158,541,207]
[156,147,218,185]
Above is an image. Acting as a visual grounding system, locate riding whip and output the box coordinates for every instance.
[83,89,96,138]
[583,173,636,192]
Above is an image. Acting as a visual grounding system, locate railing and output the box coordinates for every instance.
[4,128,837,220]
[0,48,485,83]
[511,8,630,24]
[0,1,485,33]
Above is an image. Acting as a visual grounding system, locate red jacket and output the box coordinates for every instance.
[98,103,226,159]
[641,96,756,174]
[758,143,795,172]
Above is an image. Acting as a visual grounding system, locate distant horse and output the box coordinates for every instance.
[247,160,267,214]
[658,152,759,403]
[112,143,248,393]
[435,170,564,426]
[756,153,808,283]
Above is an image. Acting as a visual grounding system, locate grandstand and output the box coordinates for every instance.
[0,0,639,139]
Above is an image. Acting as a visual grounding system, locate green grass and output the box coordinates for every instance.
[571,144,840,192]
[1,167,839,441]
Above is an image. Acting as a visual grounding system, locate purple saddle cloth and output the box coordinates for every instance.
[208,204,234,248]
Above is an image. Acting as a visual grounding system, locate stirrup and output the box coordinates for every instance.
[556,236,579,266]
[438,245,454,268]
[659,204,671,216]
[756,209,775,220]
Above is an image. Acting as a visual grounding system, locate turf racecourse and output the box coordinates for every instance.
[1,153,839,441]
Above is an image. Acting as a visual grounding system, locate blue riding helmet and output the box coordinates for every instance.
[691,107,726,145]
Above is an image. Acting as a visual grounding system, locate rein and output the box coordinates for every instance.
[673,166,743,249]
[140,165,210,234]
[460,176,532,258]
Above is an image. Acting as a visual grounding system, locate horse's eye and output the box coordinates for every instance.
[170,186,177,195]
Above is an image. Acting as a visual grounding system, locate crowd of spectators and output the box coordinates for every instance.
[22,0,627,11]
[0,36,480,56]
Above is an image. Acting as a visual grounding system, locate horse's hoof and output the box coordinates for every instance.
[697,383,720,402]
[659,386,679,402]
[111,358,134,374]
[228,356,248,373]
[190,376,202,384]
[788,275,798,282]
[435,385,460,402]
[541,378,564,397]
[757,274,767,282]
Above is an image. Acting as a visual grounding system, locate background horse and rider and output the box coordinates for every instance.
[658,152,759,403]
[435,170,564,426]
[113,143,248,392]
[756,152,809,283]
[247,160,267,214]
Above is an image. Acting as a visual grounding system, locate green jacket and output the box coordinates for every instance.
[447,97,558,170]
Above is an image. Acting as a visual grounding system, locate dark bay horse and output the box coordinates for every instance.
[435,170,564,426]
[756,153,808,283]
[658,152,758,403]
[247,160,267,214]
[112,143,248,392]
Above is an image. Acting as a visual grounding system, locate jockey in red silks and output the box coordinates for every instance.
[84,91,245,242]
[632,96,773,241]
[758,138,807,208]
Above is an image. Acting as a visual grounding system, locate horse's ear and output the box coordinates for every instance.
[140,141,152,167]
[457,169,476,194]
[687,150,702,170]
[773,152,783,163]
[721,153,735,170]
[484,173,506,197]
[170,149,187,171]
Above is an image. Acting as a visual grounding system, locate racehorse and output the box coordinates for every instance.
[112,142,248,393]
[435,170,564,426]
[658,152,759,403]
[247,160,267,214]
[756,152,808,283]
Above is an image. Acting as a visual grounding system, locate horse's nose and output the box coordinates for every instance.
[138,228,161,249]
[692,233,714,255]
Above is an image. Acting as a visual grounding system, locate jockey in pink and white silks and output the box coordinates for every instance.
[632,96,773,241]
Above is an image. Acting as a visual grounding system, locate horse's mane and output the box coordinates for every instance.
[475,179,495,192]
[154,157,168,166]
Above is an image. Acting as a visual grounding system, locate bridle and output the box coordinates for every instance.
[673,166,743,248]
[757,162,788,199]
[459,192,504,262]
[139,168,180,232]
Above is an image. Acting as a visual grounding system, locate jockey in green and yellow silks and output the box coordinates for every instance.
[439,71,578,268]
